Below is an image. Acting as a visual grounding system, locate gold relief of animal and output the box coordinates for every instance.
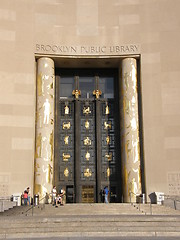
[63,153,70,161]
[84,137,91,145]
[104,121,111,129]
[85,120,90,129]
[65,105,69,115]
[106,136,110,145]
[83,106,91,114]
[84,168,92,177]
[64,136,69,145]
[105,152,112,161]
[63,122,71,130]
[64,168,69,177]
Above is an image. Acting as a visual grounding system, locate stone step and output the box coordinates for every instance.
[1,231,180,239]
[0,203,180,238]
[0,216,180,229]
[0,225,180,233]
[0,226,180,238]
[1,203,180,217]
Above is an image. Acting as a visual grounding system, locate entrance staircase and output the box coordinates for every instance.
[0,203,180,238]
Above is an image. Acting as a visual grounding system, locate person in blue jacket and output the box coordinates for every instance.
[104,186,109,204]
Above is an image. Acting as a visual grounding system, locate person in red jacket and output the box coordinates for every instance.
[23,190,28,205]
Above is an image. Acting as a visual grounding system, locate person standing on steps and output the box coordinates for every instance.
[52,186,57,206]
[26,187,31,205]
[23,190,28,205]
[104,186,109,204]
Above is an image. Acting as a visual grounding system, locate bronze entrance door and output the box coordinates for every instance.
[55,69,121,203]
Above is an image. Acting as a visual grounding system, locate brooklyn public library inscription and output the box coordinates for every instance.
[35,44,140,56]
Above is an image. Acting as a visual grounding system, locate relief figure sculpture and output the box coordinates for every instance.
[43,99,51,124]
[35,133,42,158]
[49,131,53,162]
[105,105,110,115]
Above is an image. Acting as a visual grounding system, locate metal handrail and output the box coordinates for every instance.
[130,192,152,215]
[22,195,46,216]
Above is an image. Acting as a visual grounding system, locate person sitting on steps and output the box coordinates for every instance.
[55,189,65,207]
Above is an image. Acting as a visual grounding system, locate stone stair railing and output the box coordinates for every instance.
[0,196,17,212]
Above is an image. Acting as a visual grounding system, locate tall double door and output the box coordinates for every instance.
[55,72,121,203]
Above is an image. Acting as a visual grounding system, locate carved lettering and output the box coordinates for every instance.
[35,44,140,55]
[80,46,106,54]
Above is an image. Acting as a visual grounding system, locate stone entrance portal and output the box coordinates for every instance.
[34,57,143,203]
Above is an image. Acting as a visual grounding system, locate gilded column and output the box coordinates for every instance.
[120,58,141,202]
[34,57,55,199]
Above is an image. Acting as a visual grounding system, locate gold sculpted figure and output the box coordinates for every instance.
[63,122,71,130]
[123,72,129,94]
[85,151,90,160]
[49,131,53,162]
[132,139,139,164]
[83,106,91,114]
[104,122,111,129]
[105,105,110,115]
[132,65,137,93]
[107,168,110,177]
[84,168,92,177]
[35,133,42,158]
[85,120,90,129]
[129,178,138,195]
[64,168,69,177]
[64,136,69,145]
[93,89,102,99]
[72,89,81,99]
[84,137,91,145]
[125,139,131,159]
[42,163,52,184]
[130,117,137,131]
[65,105,69,115]
[106,136,110,145]
[43,99,51,124]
